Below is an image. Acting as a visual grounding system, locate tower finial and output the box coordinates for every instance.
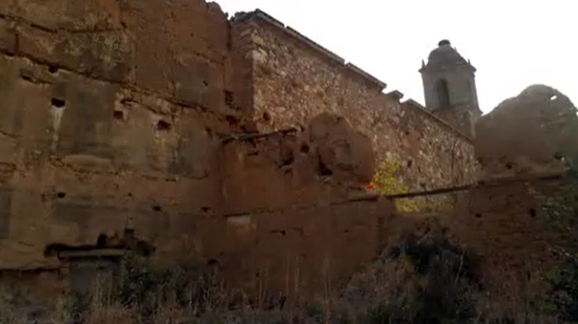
[438,39,451,47]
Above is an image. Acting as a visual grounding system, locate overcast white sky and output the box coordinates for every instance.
[216,0,576,114]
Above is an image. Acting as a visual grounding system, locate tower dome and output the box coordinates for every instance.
[425,39,470,68]
[419,39,482,138]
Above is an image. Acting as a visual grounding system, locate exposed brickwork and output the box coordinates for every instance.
[0,0,235,271]
[0,0,566,315]
[235,12,479,192]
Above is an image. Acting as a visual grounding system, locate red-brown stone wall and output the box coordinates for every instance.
[0,1,394,301]
[0,0,236,270]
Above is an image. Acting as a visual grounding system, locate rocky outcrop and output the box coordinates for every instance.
[475,84,578,177]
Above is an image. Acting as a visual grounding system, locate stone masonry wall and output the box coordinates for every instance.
[0,0,393,304]
[234,11,479,192]
[0,0,237,270]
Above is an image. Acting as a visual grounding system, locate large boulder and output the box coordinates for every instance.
[475,84,578,177]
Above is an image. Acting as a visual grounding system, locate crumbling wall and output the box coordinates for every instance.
[221,112,375,214]
[382,173,568,314]
[2,1,566,318]
[476,84,578,178]
[0,0,235,270]
[216,196,393,295]
[232,11,479,192]
[415,174,566,300]
[0,0,395,306]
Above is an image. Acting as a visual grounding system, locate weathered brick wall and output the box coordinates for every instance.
[0,0,235,270]
[387,174,568,307]
[215,197,392,294]
[0,1,393,303]
[234,11,479,192]
[432,175,566,301]
[5,1,562,317]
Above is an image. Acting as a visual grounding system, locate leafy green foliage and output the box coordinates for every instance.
[371,159,455,212]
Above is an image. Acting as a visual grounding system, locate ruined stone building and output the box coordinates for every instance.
[0,0,576,318]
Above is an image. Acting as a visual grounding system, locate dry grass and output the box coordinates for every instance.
[0,219,566,324]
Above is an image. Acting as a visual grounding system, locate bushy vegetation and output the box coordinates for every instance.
[333,219,483,324]
[0,220,487,324]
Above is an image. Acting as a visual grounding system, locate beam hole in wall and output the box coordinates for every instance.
[407,159,413,168]
[318,160,333,176]
[271,230,286,236]
[300,144,310,154]
[226,116,238,127]
[156,120,171,131]
[152,205,162,212]
[262,111,271,122]
[203,80,209,87]
[224,90,233,107]
[201,207,211,213]
[113,110,125,120]
[48,65,59,74]
[207,259,219,267]
[528,208,537,218]
[56,192,66,198]
[505,162,514,170]
[96,234,107,247]
[475,213,482,218]
[19,69,34,82]
[51,98,65,108]
[127,193,133,198]
[205,127,213,137]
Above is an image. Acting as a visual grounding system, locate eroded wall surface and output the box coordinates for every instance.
[0,1,396,306]
[0,0,238,269]
[0,1,544,319]
[437,175,567,300]
[476,85,578,178]
[234,12,479,192]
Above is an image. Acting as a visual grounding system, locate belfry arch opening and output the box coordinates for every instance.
[436,78,450,108]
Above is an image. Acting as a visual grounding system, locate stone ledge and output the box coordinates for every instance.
[385,90,404,101]
[402,98,473,143]
[345,63,387,90]
[285,26,345,65]
[238,9,388,91]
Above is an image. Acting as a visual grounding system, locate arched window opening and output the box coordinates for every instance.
[436,79,450,108]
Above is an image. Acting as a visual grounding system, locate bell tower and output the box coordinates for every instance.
[419,39,481,137]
